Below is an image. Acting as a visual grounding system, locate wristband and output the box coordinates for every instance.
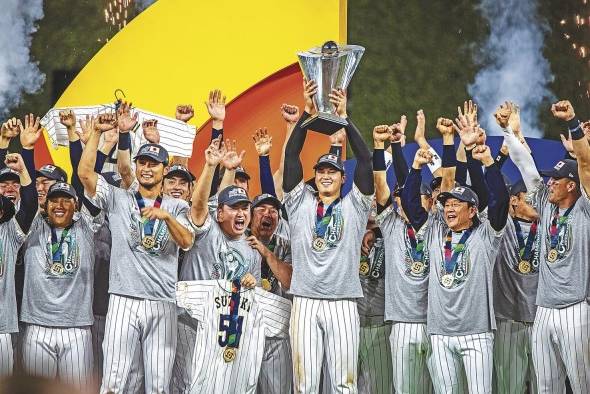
[373,149,386,171]
[568,118,584,140]
[118,132,131,150]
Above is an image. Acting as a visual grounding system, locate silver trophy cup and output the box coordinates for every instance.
[297,41,365,135]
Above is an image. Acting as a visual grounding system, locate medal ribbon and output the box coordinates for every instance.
[226,279,242,349]
[261,236,277,282]
[549,203,575,249]
[443,228,472,274]
[406,223,425,262]
[135,192,163,237]
[513,218,538,262]
[315,198,340,238]
[51,225,73,262]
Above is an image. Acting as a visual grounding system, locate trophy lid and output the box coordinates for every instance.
[297,41,365,58]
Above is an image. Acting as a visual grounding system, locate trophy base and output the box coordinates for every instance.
[302,113,348,135]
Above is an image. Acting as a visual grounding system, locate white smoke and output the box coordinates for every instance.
[135,0,157,11]
[468,0,554,137]
[0,0,46,116]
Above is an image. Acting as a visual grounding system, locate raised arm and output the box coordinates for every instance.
[472,145,509,231]
[373,125,393,206]
[114,101,139,189]
[205,89,227,196]
[172,104,195,167]
[0,118,20,168]
[401,149,433,231]
[253,127,276,196]
[219,139,245,192]
[5,153,37,233]
[436,117,457,193]
[388,117,409,187]
[190,137,226,226]
[273,104,299,201]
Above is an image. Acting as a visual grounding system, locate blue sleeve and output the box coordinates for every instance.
[401,167,428,231]
[69,140,101,216]
[0,148,7,170]
[456,161,467,186]
[259,155,276,197]
[390,143,408,186]
[485,163,509,231]
[209,128,224,197]
[345,119,374,195]
[283,112,311,193]
[15,149,38,233]
[466,149,489,212]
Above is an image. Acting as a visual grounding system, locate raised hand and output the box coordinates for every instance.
[460,100,478,125]
[414,110,430,149]
[330,129,346,146]
[142,119,160,144]
[389,117,407,146]
[176,105,194,122]
[328,88,347,118]
[436,117,454,137]
[551,100,575,121]
[204,137,226,166]
[19,113,42,149]
[583,121,590,140]
[59,109,76,129]
[4,153,25,173]
[453,112,479,147]
[507,102,522,134]
[116,101,138,132]
[253,128,272,156]
[560,133,574,153]
[373,125,390,147]
[413,148,434,168]
[476,126,487,145]
[221,139,246,170]
[205,89,226,125]
[303,79,318,115]
[77,115,96,144]
[96,113,117,132]
[471,144,494,165]
[494,102,511,128]
[1,118,20,139]
[280,103,300,124]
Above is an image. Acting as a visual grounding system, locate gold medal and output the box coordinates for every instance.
[142,235,156,249]
[223,347,237,362]
[518,260,531,274]
[547,249,558,263]
[261,278,272,291]
[312,237,326,251]
[441,274,454,288]
[50,262,64,276]
[411,261,425,275]
[359,261,370,276]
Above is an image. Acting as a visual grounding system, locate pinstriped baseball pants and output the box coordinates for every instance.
[0,333,13,377]
[357,322,393,394]
[390,322,433,394]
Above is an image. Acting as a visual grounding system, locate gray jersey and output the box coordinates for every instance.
[89,175,193,302]
[21,210,103,327]
[0,219,27,334]
[357,235,386,321]
[529,185,590,308]
[378,205,430,323]
[283,182,373,299]
[180,215,261,283]
[93,222,112,317]
[176,280,291,394]
[426,212,504,335]
[493,218,539,322]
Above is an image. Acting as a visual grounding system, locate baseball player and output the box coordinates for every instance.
[172,137,260,393]
[20,182,103,386]
[282,82,373,392]
[176,279,291,393]
[491,105,542,393]
[78,113,194,393]
[163,165,195,202]
[527,101,590,393]
[402,115,509,393]
[0,150,38,377]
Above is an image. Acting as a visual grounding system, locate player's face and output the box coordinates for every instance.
[250,203,279,241]
[234,176,249,192]
[421,194,433,212]
[443,198,476,231]
[163,176,191,201]
[47,195,76,228]
[0,180,20,203]
[547,177,576,204]
[136,158,164,188]
[314,166,343,197]
[36,176,55,206]
[217,202,251,238]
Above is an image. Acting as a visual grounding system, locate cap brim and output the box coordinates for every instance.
[47,190,77,200]
[165,170,195,182]
[0,173,20,183]
[253,196,282,210]
[222,198,251,207]
[133,154,167,164]
[313,162,344,172]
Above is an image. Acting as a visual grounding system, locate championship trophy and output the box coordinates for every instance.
[297,41,365,134]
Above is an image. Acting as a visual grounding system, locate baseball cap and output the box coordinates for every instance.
[540,159,579,182]
[0,195,15,224]
[36,164,67,182]
[251,193,282,210]
[313,153,344,173]
[430,177,442,191]
[165,165,195,182]
[102,172,122,188]
[235,167,251,181]
[0,168,20,183]
[437,185,479,207]
[509,179,527,196]
[133,143,169,165]
[420,182,432,196]
[218,186,250,207]
[46,182,77,200]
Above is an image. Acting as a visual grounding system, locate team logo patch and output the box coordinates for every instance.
[554,161,565,170]
[228,188,247,198]
[214,247,251,281]
[42,165,56,171]
[147,146,160,154]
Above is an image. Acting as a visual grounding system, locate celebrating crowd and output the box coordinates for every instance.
[0,78,589,394]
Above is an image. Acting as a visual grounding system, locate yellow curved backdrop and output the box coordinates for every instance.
[49,0,347,174]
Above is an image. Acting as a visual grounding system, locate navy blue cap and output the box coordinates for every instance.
[47,182,77,200]
[165,165,195,182]
[102,172,122,188]
[218,186,250,206]
[235,167,251,181]
[438,185,479,207]
[36,164,67,183]
[540,159,579,182]
[509,179,527,196]
[133,143,169,165]
[252,193,282,210]
[430,177,442,191]
[313,153,344,172]
[0,168,20,183]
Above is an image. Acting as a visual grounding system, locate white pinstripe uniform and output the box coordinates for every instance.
[175,280,291,393]
[284,182,373,393]
[528,182,590,393]
[377,203,433,394]
[492,218,540,393]
[88,175,194,393]
[20,208,103,387]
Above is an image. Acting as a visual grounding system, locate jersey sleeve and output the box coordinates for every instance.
[79,205,105,234]
[86,175,115,213]
[5,218,27,248]
[189,210,214,240]
[283,181,313,220]
[349,184,374,213]
[479,219,505,265]
[375,203,399,234]
[257,289,292,339]
[579,186,590,216]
